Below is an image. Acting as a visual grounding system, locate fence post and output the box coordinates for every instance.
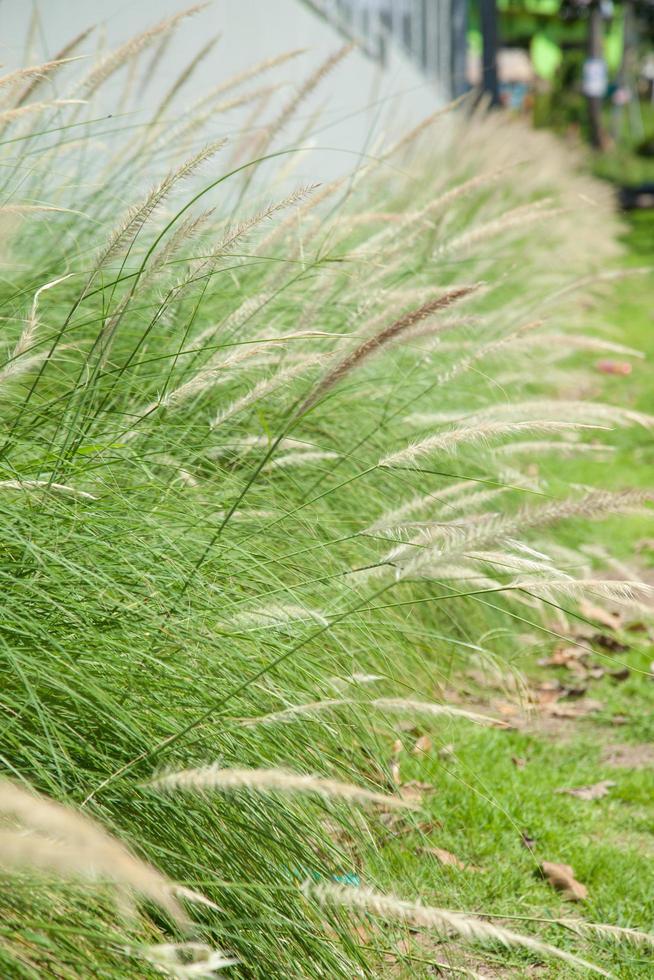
[585,0,608,149]
[450,0,468,97]
[480,0,500,106]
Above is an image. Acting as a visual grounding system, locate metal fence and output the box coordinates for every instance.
[301,0,468,99]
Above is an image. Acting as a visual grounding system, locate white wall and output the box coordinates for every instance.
[0,0,444,179]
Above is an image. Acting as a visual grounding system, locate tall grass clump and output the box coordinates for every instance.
[0,10,650,978]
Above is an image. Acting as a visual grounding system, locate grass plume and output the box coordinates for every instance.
[148,766,413,809]
[304,881,609,975]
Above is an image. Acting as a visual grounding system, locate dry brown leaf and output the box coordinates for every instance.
[419,845,482,872]
[579,600,622,631]
[569,624,596,642]
[591,633,629,653]
[438,743,454,759]
[412,820,443,836]
[380,815,443,838]
[535,680,563,703]
[391,738,403,757]
[534,680,588,704]
[625,620,649,634]
[555,780,616,801]
[545,698,603,719]
[602,743,654,768]
[538,645,588,673]
[397,785,421,803]
[397,780,434,804]
[560,685,588,700]
[512,756,527,769]
[541,861,588,901]
[395,721,420,733]
[521,831,536,851]
[412,734,432,756]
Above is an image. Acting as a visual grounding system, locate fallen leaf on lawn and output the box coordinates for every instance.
[570,624,596,642]
[395,721,421,734]
[419,846,482,872]
[404,780,435,792]
[412,820,443,837]
[534,679,590,701]
[609,714,628,726]
[438,743,454,759]
[602,743,654,768]
[379,811,404,830]
[591,633,630,653]
[556,780,616,801]
[607,667,630,682]
[535,680,589,704]
[379,813,442,837]
[595,359,632,375]
[391,738,403,757]
[541,861,588,901]
[545,698,603,719]
[496,701,520,717]
[512,756,527,769]
[625,620,648,634]
[534,680,564,705]
[537,678,562,693]
[560,685,588,700]
[565,661,590,679]
[521,831,536,850]
[546,704,586,720]
[579,600,622,631]
[397,780,434,803]
[412,734,432,756]
[538,645,588,674]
